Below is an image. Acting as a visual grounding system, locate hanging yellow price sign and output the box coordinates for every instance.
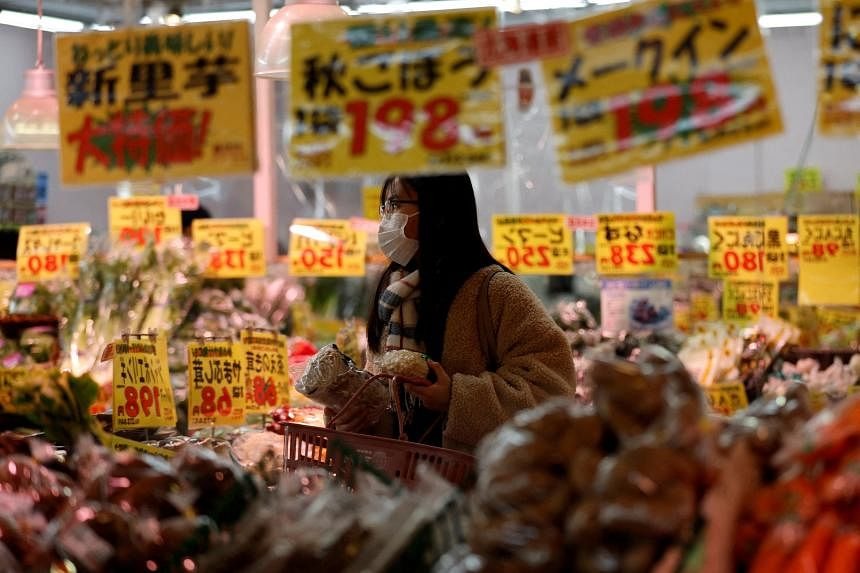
[192,218,266,278]
[705,382,749,416]
[186,341,245,429]
[818,0,860,135]
[491,215,573,276]
[240,330,290,415]
[108,196,181,247]
[362,186,382,220]
[797,215,860,306]
[110,434,176,459]
[288,219,367,277]
[784,167,823,193]
[595,212,676,275]
[722,279,780,325]
[112,333,177,430]
[691,291,719,323]
[16,223,91,282]
[708,216,789,280]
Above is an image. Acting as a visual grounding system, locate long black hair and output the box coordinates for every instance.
[367,173,506,360]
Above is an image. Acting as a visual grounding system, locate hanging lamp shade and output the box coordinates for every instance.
[256,0,348,80]
[2,67,59,149]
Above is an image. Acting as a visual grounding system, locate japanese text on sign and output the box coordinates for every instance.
[797,215,860,306]
[705,382,749,416]
[595,212,677,275]
[722,279,779,324]
[110,434,175,458]
[186,341,245,429]
[56,21,256,185]
[541,0,782,183]
[108,196,181,247]
[492,214,574,276]
[708,216,789,280]
[16,224,91,283]
[192,218,266,278]
[112,334,177,430]
[288,9,505,178]
[818,0,860,135]
[288,219,367,277]
[240,330,290,415]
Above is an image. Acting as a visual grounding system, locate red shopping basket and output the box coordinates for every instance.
[282,422,474,488]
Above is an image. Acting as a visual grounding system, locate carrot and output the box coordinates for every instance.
[785,512,839,573]
[750,523,802,573]
[822,530,860,573]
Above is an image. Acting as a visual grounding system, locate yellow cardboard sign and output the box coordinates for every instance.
[288,9,505,178]
[491,214,573,275]
[705,382,749,416]
[110,434,175,458]
[797,214,860,306]
[112,333,177,430]
[56,21,256,185]
[16,223,91,282]
[362,185,382,220]
[708,216,789,280]
[186,341,245,429]
[541,0,782,183]
[240,330,290,415]
[819,0,860,135]
[288,218,367,277]
[108,196,181,247]
[691,291,719,323]
[784,167,823,193]
[722,279,780,324]
[192,218,266,278]
[595,212,676,275]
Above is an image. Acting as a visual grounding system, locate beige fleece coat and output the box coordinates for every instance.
[438,266,576,451]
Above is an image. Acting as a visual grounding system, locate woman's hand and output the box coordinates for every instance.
[324,406,376,433]
[403,361,452,412]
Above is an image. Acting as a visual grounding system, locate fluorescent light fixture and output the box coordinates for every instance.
[587,0,630,5]
[90,23,114,31]
[758,11,822,28]
[518,0,588,8]
[356,0,500,14]
[183,10,256,23]
[0,9,84,33]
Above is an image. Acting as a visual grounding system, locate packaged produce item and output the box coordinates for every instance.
[763,353,860,406]
[379,349,430,379]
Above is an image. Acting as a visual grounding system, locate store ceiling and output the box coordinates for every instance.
[0,0,819,27]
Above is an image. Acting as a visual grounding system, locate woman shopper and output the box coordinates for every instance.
[332,173,575,452]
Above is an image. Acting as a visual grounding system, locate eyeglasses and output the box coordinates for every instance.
[379,198,419,218]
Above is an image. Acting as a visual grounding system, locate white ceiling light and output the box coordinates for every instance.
[357,0,499,13]
[0,9,84,33]
[183,10,257,23]
[758,11,822,28]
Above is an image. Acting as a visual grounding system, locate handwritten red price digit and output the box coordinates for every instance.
[201,386,217,416]
[120,227,163,246]
[811,243,840,258]
[124,387,140,418]
[253,376,278,407]
[723,251,764,273]
[121,385,161,419]
[217,387,232,417]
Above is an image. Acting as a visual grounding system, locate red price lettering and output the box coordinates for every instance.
[253,375,277,407]
[735,303,761,317]
[120,227,163,246]
[26,254,69,276]
[609,244,656,267]
[505,245,550,269]
[299,245,344,270]
[346,96,460,156]
[723,251,764,273]
[811,243,839,258]
[211,249,247,271]
[122,385,162,419]
[201,386,217,416]
[217,387,232,417]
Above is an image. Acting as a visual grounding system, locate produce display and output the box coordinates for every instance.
[763,353,860,403]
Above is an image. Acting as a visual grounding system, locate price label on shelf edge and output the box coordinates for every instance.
[192,218,266,279]
[722,279,780,325]
[16,223,91,283]
[491,214,574,276]
[705,382,749,416]
[708,216,789,281]
[240,330,290,415]
[108,196,182,248]
[797,214,860,306]
[186,341,245,429]
[595,212,677,275]
[288,218,367,277]
[112,333,177,430]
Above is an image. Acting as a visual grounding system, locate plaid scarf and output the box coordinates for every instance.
[379,269,422,352]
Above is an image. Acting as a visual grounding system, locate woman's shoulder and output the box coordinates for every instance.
[465,264,535,301]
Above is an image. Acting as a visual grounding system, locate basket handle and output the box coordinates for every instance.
[327,373,411,441]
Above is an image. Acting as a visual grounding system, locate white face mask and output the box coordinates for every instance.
[378,211,419,266]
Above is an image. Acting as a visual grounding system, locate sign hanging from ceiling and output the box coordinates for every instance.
[287,8,506,178]
[818,0,860,135]
[56,21,256,185]
[541,0,783,183]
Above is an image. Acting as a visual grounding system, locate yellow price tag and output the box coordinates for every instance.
[818,0,860,135]
[192,218,266,278]
[16,223,91,282]
[362,186,382,220]
[288,218,367,277]
[708,216,789,280]
[110,434,175,459]
[108,196,181,248]
[186,341,245,429]
[595,212,676,275]
[691,292,719,323]
[491,214,573,275]
[112,333,177,430]
[722,279,780,325]
[705,382,749,416]
[240,330,290,415]
[797,215,860,306]
[784,167,822,193]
